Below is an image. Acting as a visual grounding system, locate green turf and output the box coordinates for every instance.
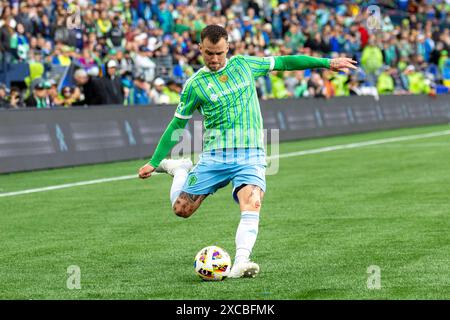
[1,124,449,299]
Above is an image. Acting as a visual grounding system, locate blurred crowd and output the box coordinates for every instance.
[0,0,450,109]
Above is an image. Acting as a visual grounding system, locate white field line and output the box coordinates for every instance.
[1,129,450,198]
[266,130,450,160]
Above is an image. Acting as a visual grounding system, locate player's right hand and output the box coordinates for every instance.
[138,164,155,179]
[329,57,358,73]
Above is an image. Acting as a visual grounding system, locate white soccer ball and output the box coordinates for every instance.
[194,246,232,281]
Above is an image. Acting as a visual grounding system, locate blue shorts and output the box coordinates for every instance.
[181,148,267,203]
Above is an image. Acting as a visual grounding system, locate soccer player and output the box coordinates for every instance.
[138,25,357,278]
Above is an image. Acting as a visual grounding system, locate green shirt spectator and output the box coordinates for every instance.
[331,74,349,96]
[97,11,112,36]
[377,70,395,94]
[194,19,207,43]
[285,25,306,53]
[294,82,308,98]
[404,66,431,95]
[270,72,289,99]
[361,43,383,74]
[160,5,175,34]
[163,87,180,104]
[174,19,191,35]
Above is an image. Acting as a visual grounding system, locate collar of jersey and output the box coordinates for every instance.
[202,59,229,73]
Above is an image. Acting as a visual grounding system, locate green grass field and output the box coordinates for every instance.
[1,124,449,300]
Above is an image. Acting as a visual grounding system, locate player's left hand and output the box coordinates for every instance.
[138,164,155,179]
[329,57,358,74]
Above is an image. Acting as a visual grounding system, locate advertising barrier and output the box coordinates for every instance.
[0,95,448,173]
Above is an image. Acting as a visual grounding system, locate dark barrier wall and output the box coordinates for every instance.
[0,95,449,173]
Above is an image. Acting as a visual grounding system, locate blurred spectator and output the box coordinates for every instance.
[0,0,448,107]
[127,73,152,105]
[307,72,326,98]
[53,14,75,47]
[134,45,156,82]
[107,16,125,49]
[51,45,72,67]
[116,50,134,77]
[377,67,395,95]
[150,77,169,104]
[15,22,30,62]
[25,80,51,108]
[285,71,301,97]
[285,24,305,54]
[322,70,336,99]
[78,48,97,70]
[54,86,78,107]
[97,10,112,37]
[403,65,432,95]
[9,86,24,108]
[329,71,349,97]
[305,33,330,54]
[99,60,125,104]
[438,50,449,74]
[347,75,379,100]
[382,37,399,67]
[154,43,173,81]
[357,22,370,49]
[361,38,384,85]
[0,83,24,109]
[159,1,175,35]
[292,71,309,98]
[73,68,102,106]
[0,83,9,108]
[270,71,289,99]
[164,80,182,104]
[342,33,360,60]
[47,79,60,107]
[0,16,15,66]
[348,76,363,96]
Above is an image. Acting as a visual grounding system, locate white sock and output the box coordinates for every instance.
[170,168,189,207]
[234,211,260,265]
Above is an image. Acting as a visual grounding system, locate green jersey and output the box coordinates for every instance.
[175,55,275,152]
[148,54,330,168]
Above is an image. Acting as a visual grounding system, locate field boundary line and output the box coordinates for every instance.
[267,129,450,160]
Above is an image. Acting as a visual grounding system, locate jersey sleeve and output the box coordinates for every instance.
[241,55,275,79]
[174,80,200,119]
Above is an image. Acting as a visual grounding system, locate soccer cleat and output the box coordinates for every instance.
[155,158,193,176]
[227,261,260,279]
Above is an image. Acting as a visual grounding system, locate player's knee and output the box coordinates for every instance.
[250,198,262,211]
[243,194,262,211]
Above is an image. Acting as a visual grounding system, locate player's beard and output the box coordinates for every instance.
[208,62,223,71]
